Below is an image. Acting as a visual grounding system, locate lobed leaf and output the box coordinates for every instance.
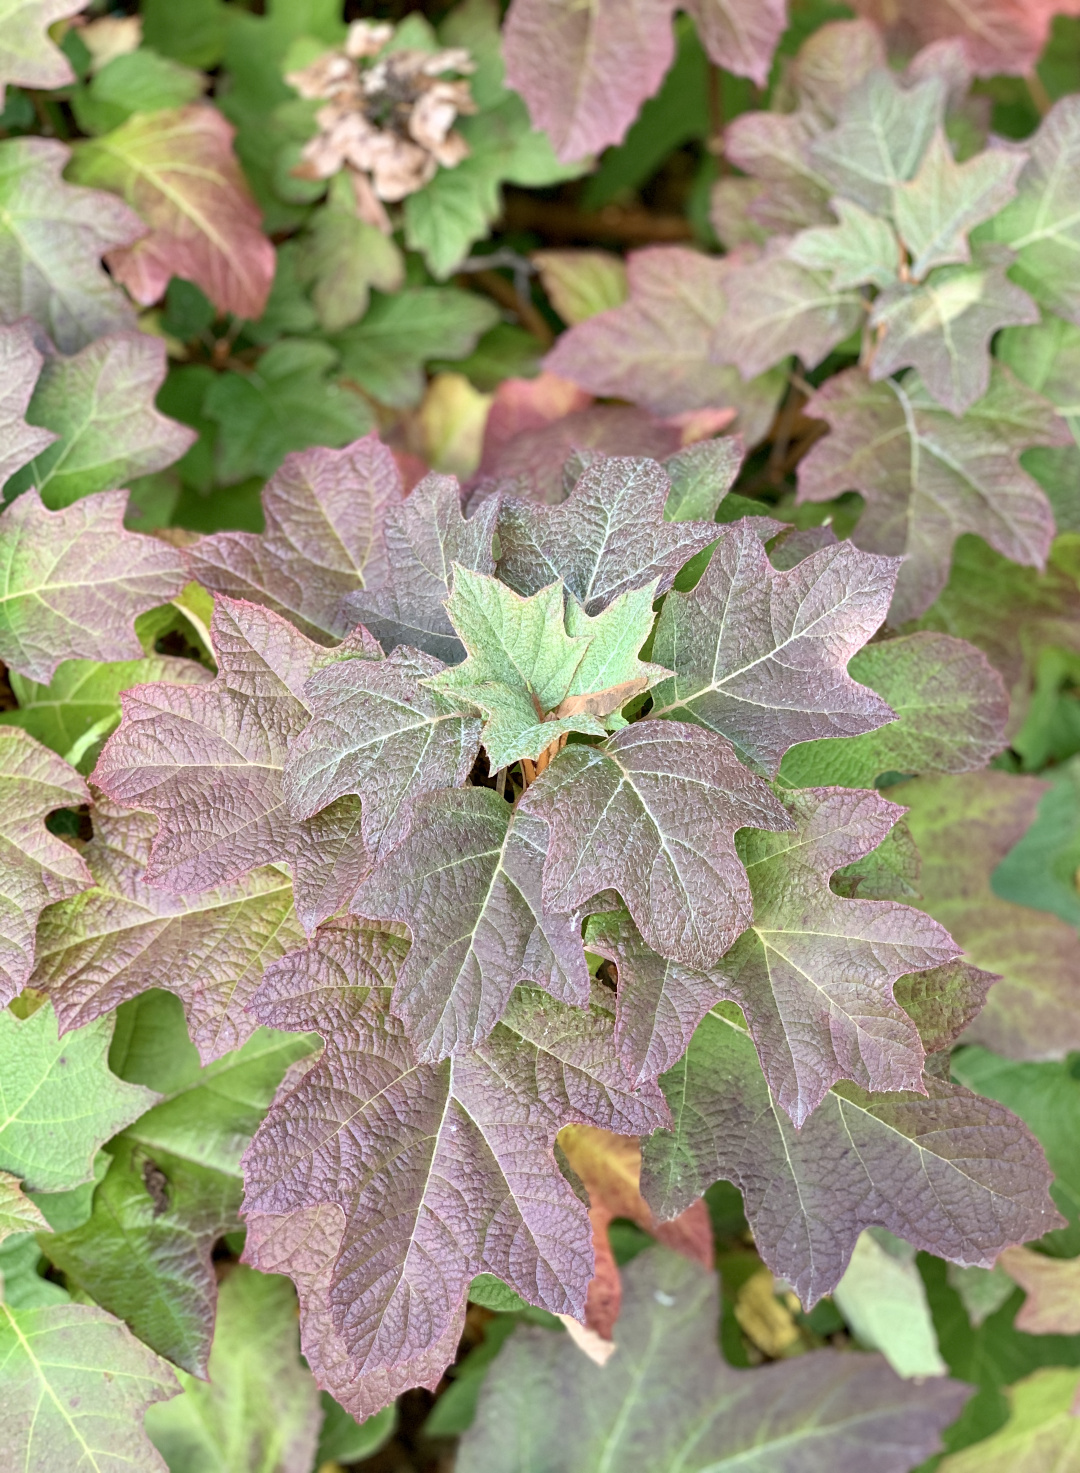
[997,1247,1080,1336]
[0,321,56,488]
[0,0,82,106]
[937,1366,1080,1472]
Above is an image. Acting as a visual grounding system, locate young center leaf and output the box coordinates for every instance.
[68,104,275,320]
[0,488,187,684]
[33,802,305,1064]
[187,436,402,643]
[425,569,669,770]
[341,472,498,663]
[350,794,590,1059]
[798,366,1064,623]
[459,1246,970,1473]
[495,455,720,613]
[649,520,899,775]
[92,597,371,928]
[242,938,668,1398]
[517,720,793,970]
[0,321,57,487]
[0,728,91,1004]
[641,1008,1062,1307]
[0,137,143,353]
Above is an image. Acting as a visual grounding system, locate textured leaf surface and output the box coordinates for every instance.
[0,1000,155,1193]
[788,197,903,290]
[518,720,792,969]
[893,959,998,1056]
[496,455,718,613]
[779,632,1008,787]
[187,436,401,643]
[897,771,1080,1059]
[641,1008,1062,1305]
[0,488,187,683]
[459,1246,969,1472]
[34,802,304,1064]
[0,321,56,488]
[0,137,143,352]
[715,246,864,378]
[0,728,90,1004]
[69,104,275,320]
[144,1266,321,1473]
[5,332,196,510]
[426,570,668,769]
[711,787,958,1124]
[352,793,590,1058]
[809,67,944,214]
[0,1301,178,1473]
[998,1247,1080,1335]
[92,597,369,928]
[544,247,786,440]
[242,958,668,1391]
[937,1366,1080,1473]
[650,520,899,775]
[0,0,82,106]
[663,438,744,522]
[342,472,498,664]
[0,1170,47,1244]
[798,367,1062,623]
[503,0,673,162]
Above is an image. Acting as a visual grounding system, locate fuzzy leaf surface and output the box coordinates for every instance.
[897,771,1080,1059]
[459,1246,969,1473]
[518,719,792,969]
[34,802,304,1064]
[242,955,668,1389]
[779,631,1008,787]
[92,597,368,927]
[4,332,196,510]
[188,436,400,643]
[712,787,959,1124]
[798,367,1062,623]
[351,792,590,1059]
[0,137,143,352]
[496,455,719,614]
[0,727,91,1003]
[69,104,275,320]
[650,520,899,775]
[0,321,56,488]
[341,472,498,664]
[0,488,187,683]
[641,1008,1062,1306]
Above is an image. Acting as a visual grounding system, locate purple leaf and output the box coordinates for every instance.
[341,472,498,663]
[894,960,999,1057]
[284,646,481,865]
[503,0,675,162]
[650,521,899,775]
[242,938,667,1388]
[187,436,402,643]
[642,1008,1063,1306]
[545,247,786,440]
[34,801,305,1064]
[92,597,370,927]
[459,1246,971,1473]
[0,488,187,683]
[682,0,787,87]
[496,456,720,613]
[798,365,1063,623]
[351,792,590,1059]
[714,787,960,1125]
[517,719,793,970]
[0,727,91,1005]
[0,321,56,487]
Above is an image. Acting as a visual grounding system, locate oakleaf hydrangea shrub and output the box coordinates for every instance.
[2,2,1080,1470]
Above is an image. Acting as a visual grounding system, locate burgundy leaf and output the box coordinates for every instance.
[0,488,187,684]
[650,521,899,775]
[187,436,403,643]
[34,801,304,1064]
[642,1009,1063,1306]
[0,727,91,1005]
[0,321,56,486]
[351,791,590,1059]
[284,646,481,865]
[894,959,999,1057]
[517,719,793,971]
[92,597,370,927]
[496,456,720,613]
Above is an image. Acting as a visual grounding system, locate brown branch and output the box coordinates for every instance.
[502,192,694,244]
[462,268,554,347]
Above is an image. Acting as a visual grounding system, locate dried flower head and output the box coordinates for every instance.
[288,20,476,231]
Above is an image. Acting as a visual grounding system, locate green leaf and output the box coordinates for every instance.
[993,755,1080,928]
[938,1367,1080,1472]
[534,249,628,325]
[0,1230,69,1308]
[203,340,373,484]
[316,1396,395,1465]
[663,439,743,522]
[0,1300,179,1471]
[998,312,1080,447]
[144,1266,322,1473]
[426,569,669,769]
[142,0,227,70]
[0,1000,155,1193]
[0,1170,47,1245]
[73,49,206,137]
[295,176,404,333]
[332,288,500,408]
[788,197,903,290]
[423,1313,520,1438]
[832,1228,947,1378]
